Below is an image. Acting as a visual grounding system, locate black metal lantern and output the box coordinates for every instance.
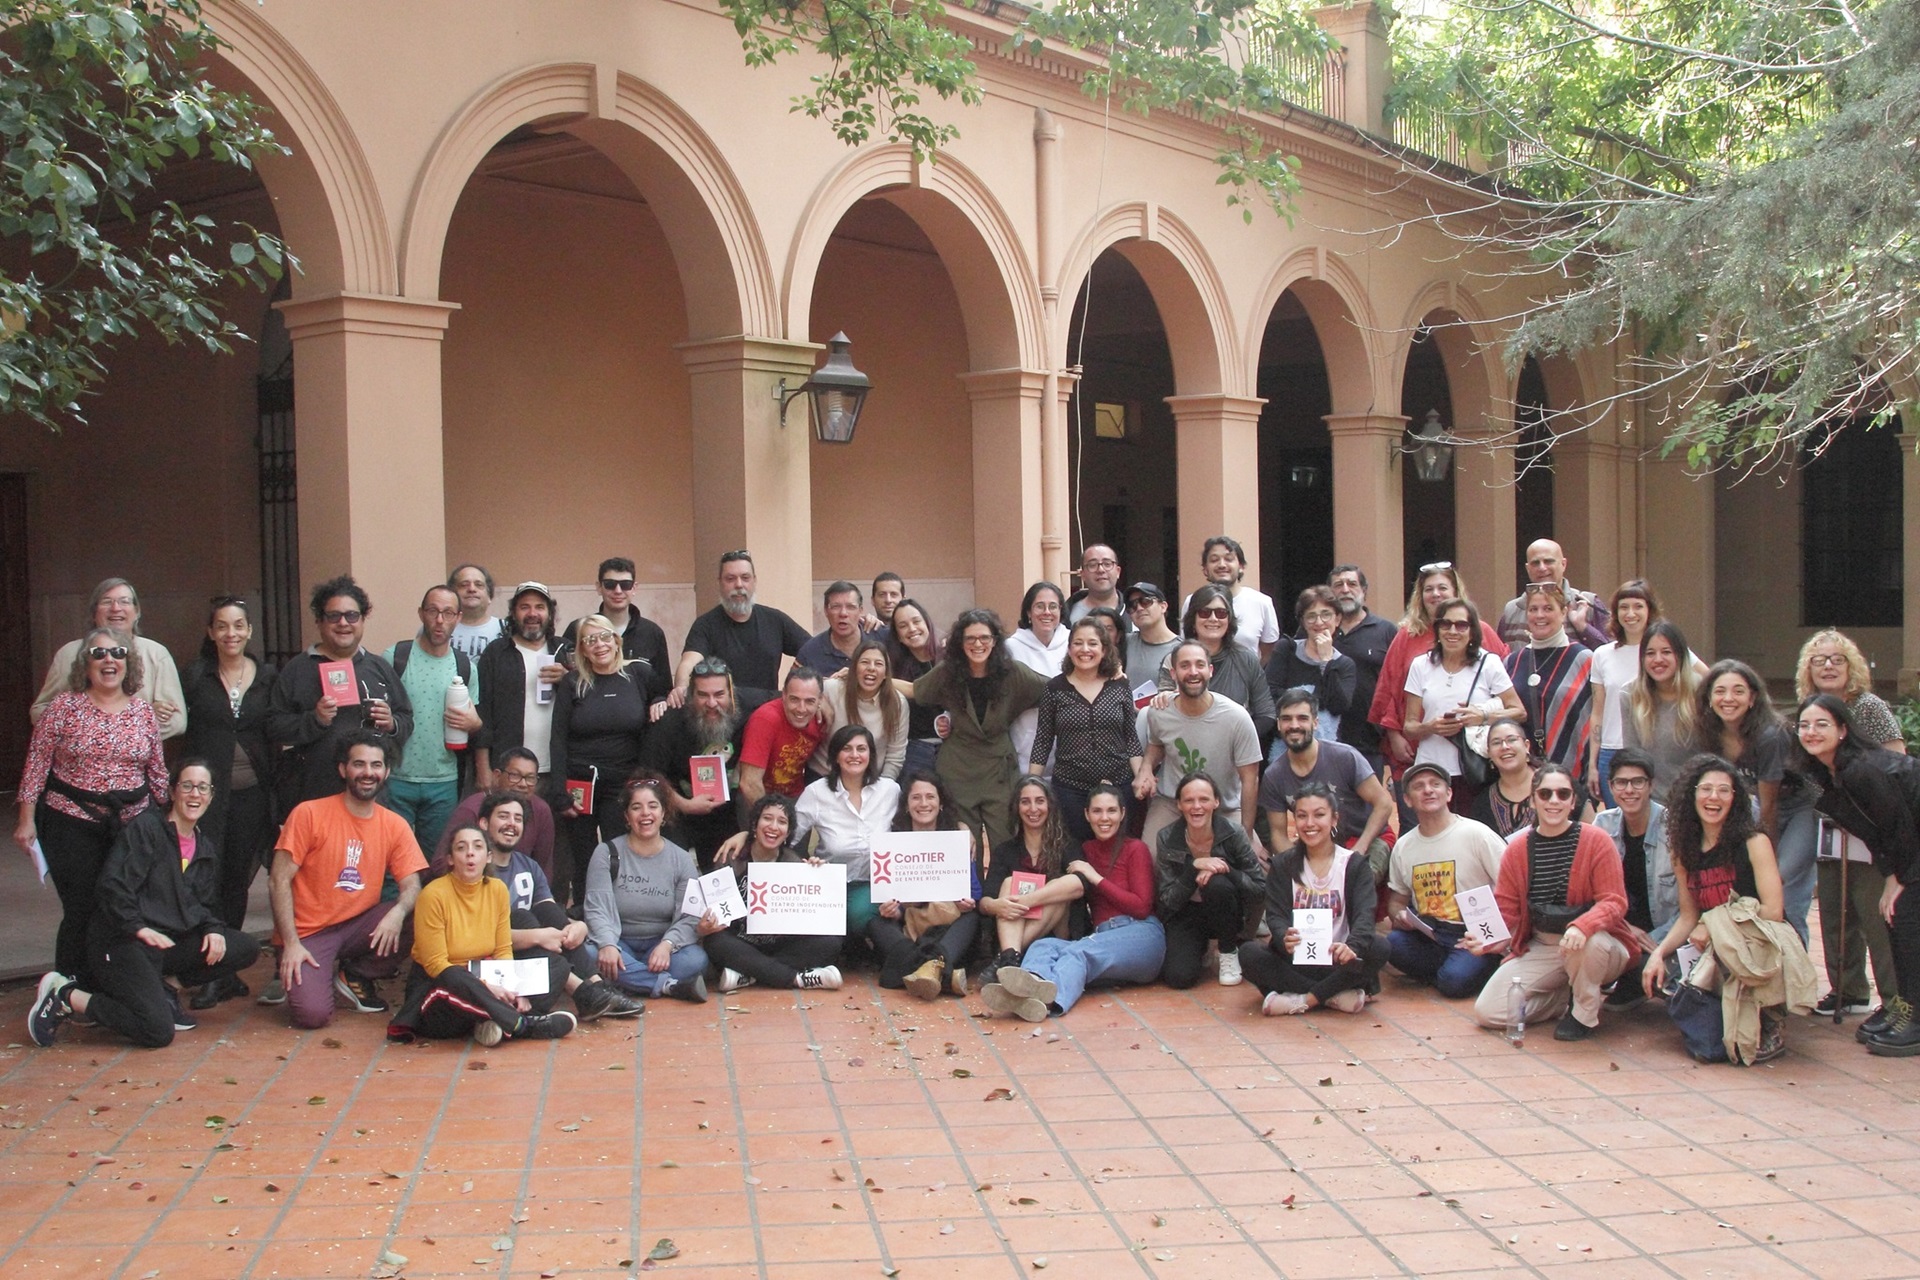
[1407,408,1454,482]
[776,332,871,444]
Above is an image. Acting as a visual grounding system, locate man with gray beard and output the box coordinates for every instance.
[646,659,770,868]
[1325,564,1396,769]
[666,550,810,708]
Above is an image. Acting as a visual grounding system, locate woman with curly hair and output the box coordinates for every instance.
[912,609,1048,846]
[1621,620,1703,796]
[979,777,1083,973]
[1640,754,1799,1062]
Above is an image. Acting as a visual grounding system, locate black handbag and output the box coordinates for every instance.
[1454,656,1496,787]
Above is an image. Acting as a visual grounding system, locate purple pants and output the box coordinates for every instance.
[286,903,409,1029]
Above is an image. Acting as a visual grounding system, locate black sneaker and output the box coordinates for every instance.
[1856,1006,1892,1044]
[28,972,74,1047]
[661,974,708,1003]
[993,948,1021,973]
[574,978,645,1021]
[1553,1010,1597,1041]
[1815,991,1872,1016]
[514,1011,577,1040]
[1603,982,1646,1011]
[333,971,389,1014]
[189,983,223,1012]
[166,987,198,1031]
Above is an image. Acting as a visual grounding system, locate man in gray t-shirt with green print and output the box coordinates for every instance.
[1137,640,1262,847]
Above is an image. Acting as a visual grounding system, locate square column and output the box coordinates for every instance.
[1325,412,1408,594]
[1552,433,1631,599]
[276,293,457,626]
[959,368,1048,617]
[1453,429,1518,611]
[1167,394,1267,598]
[676,336,821,620]
[1901,425,1920,694]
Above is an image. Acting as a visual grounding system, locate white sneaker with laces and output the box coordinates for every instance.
[717,968,755,994]
[1217,950,1243,986]
[796,965,842,991]
[1262,991,1310,1016]
[1326,989,1367,1013]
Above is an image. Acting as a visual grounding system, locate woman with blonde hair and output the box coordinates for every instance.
[1621,620,1703,795]
[1368,562,1508,780]
[548,615,652,911]
[1794,629,1906,755]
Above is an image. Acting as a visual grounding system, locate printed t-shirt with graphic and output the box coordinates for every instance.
[1143,695,1262,809]
[739,700,826,798]
[489,850,554,912]
[1292,846,1355,944]
[275,793,428,939]
[1387,814,1506,924]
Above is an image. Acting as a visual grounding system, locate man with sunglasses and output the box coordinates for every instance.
[266,575,414,805]
[31,577,187,740]
[668,550,810,709]
[1122,583,1182,689]
[556,558,673,710]
[645,658,770,866]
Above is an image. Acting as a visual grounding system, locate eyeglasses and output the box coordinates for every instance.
[420,607,459,619]
[1795,720,1837,733]
[691,658,732,677]
[1808,654,1847,668]
[581,632,618,647]
[176,781,214,795]
[1417,561,1454,575]
[86,646,129,660]
[600,578,635,592]
[98,596,136,609]
[1694,784,1736,798]
[1195,607,1230,620]
[1610,775,1651,789]
[501,769,539,784]
[1534,787,1575,801]
[209,595,248,609]
[961,633,995,646]
[1082,559,1118,570]
[321,610,364,625]
[1435,620,1472,632]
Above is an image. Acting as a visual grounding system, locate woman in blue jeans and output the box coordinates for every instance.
[980,782,1165,1020]
[583,777,709,1002]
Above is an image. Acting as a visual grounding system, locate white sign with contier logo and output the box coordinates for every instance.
[868,830,972,903]
[745,862,847,935]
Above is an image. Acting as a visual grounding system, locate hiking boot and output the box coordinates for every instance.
[1217,950,1244,987]
[796,965,842,991]
[661,974,708,1003]
[1865,997,1920,1057]
[980,982,1048,1023]
[903,957,945,1002]
[28,972,75,1047]
[1326,989,1367,1014]
[472,1019,505,1047]
[514,1011,578,1040]
[1262,992,1309,1016]
[994,967,1057,1006]
[1553,1011,1597,1041]
[333,971,388,1014]
[1856,1006,1891,1043]
[716,968,755,995]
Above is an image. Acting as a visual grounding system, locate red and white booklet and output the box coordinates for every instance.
[316,659,360,706]
[1008,870,1046,918]
[689,754,730,804]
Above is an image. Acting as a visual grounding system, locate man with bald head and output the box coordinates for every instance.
[1067,544,1130,635]
[1497,539,1608,648]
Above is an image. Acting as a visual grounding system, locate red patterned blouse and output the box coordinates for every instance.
[19,692,169,824]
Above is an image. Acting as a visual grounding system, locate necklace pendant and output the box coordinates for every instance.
[1527,673,1542,687]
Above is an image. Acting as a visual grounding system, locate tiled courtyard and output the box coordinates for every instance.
[1,962,1914,1280]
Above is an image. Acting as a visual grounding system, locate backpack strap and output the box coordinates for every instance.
[392,639,413,676]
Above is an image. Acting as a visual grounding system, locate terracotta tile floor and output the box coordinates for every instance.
[2,962,1915,1279]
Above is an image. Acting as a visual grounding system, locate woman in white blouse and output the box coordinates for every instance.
[1403,597,1525,814]
[794,724,901,934]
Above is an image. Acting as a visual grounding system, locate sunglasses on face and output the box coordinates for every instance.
[1534,787,1575,801]
[321,610,363,625]
[601,578,635,592]
[87,646,130,661]
[1196,607,1230,620]
[1436,620,1472,631]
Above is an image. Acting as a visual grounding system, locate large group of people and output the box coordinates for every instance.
[17,537,1920,1063]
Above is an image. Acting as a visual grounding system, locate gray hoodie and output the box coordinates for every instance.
[583,836,699,951]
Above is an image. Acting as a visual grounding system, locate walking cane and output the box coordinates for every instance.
[1835,823,1849,1027]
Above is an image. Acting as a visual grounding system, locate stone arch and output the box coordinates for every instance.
[1391,280,1504,432]
[1055,202,1238,394]
[783,146,1041,370]
[204,0,393,295]
[1244,246,1381,415]
[398,62,775,338]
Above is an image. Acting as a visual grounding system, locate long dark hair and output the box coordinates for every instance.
[1181,584,1238,647]
[1695,659,1780,762]
[1663,752,1760,874]
[884,598,942,673]
[199,595,258,664]
[1788,692,1868,784]
[1010,775,1068,876]
[893,769,961,832]
[1277,780,1338,888]
[825,724,880,791]
[934,608,1010,705]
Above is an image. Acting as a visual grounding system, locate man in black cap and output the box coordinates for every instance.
[1123,582,1181,690]
[473,582,566,791]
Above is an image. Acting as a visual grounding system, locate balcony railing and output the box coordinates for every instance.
[1245,31,1344,121]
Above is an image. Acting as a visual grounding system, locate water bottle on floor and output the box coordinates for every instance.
[1505,975,1527,1047]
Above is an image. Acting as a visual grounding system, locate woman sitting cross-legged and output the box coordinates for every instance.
[29,760,260,1049]
[701,793,846,994]
[584,776,709,1002]
[978,777,1084,975]
[868,772,983,1001]
[980,782,1165,1021]
[1237,782,1384,1015]
[386,824,576,1045]
[1155,771,1265,989]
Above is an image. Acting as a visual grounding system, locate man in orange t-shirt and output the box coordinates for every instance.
[268,731,427,1029]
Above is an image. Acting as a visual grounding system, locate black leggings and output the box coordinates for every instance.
[397,962,526,1039]
[1892,875,1920,1001]
[210,784,273,929]
[508,905,589,1010]
[87,919,261,1048]
[702,930,844,988]
[1237,938,1381,1004]
[39,803,120,983]
[1162,877,1247,989]
[557,788,629,912]
[868,911,980,988]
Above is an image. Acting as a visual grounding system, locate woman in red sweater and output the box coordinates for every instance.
[980,782,1165,1021]
[1468,762,1639,1041]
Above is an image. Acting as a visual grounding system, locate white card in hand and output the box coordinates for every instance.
[1293,908,1333,964]
[695,868,746,926]
[470,958,550,996]
[1455,885,1510,946]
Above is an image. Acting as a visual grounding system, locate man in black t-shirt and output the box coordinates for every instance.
[556,556,672,707]
[666,550,809,705]
[1325,564,1397,768]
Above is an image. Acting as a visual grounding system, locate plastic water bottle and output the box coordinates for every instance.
[1504,975,1527,1048]
[444,676,472,750]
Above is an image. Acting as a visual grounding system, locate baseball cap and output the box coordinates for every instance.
[1125,581,1167,605]
[1401,760,1452,787]
[510,580,556,609]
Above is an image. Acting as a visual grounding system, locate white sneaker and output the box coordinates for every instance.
[472,1019,504,1047]
[1326,989,1367,1013]
[1217,951,1243,986]
[1262,992,1310,1016]
[796,965,842,991]
[717,968,755,994]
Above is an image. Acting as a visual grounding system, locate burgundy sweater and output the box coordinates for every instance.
[1079,834,1155,926]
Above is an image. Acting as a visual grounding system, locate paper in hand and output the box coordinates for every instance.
[469,958,550,996]
[27,838,48,884]
[1455,885,1510,946]
[1292,908,1334,964]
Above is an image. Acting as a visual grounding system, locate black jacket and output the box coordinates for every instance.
[180,654,278,799]
[265,648,414,803]
[96,806,221,939]
[473,633,550,758]
[1811,749,1920,885]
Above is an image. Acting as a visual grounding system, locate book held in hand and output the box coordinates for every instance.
[316,659,360,706]
[689,754,730,803]
[1008,870,1046,918]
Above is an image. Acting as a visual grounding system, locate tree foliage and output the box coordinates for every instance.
[1390,0,1918,467]
[0,0,289,429]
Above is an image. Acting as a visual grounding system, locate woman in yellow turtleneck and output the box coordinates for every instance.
[386,825,577,1045]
